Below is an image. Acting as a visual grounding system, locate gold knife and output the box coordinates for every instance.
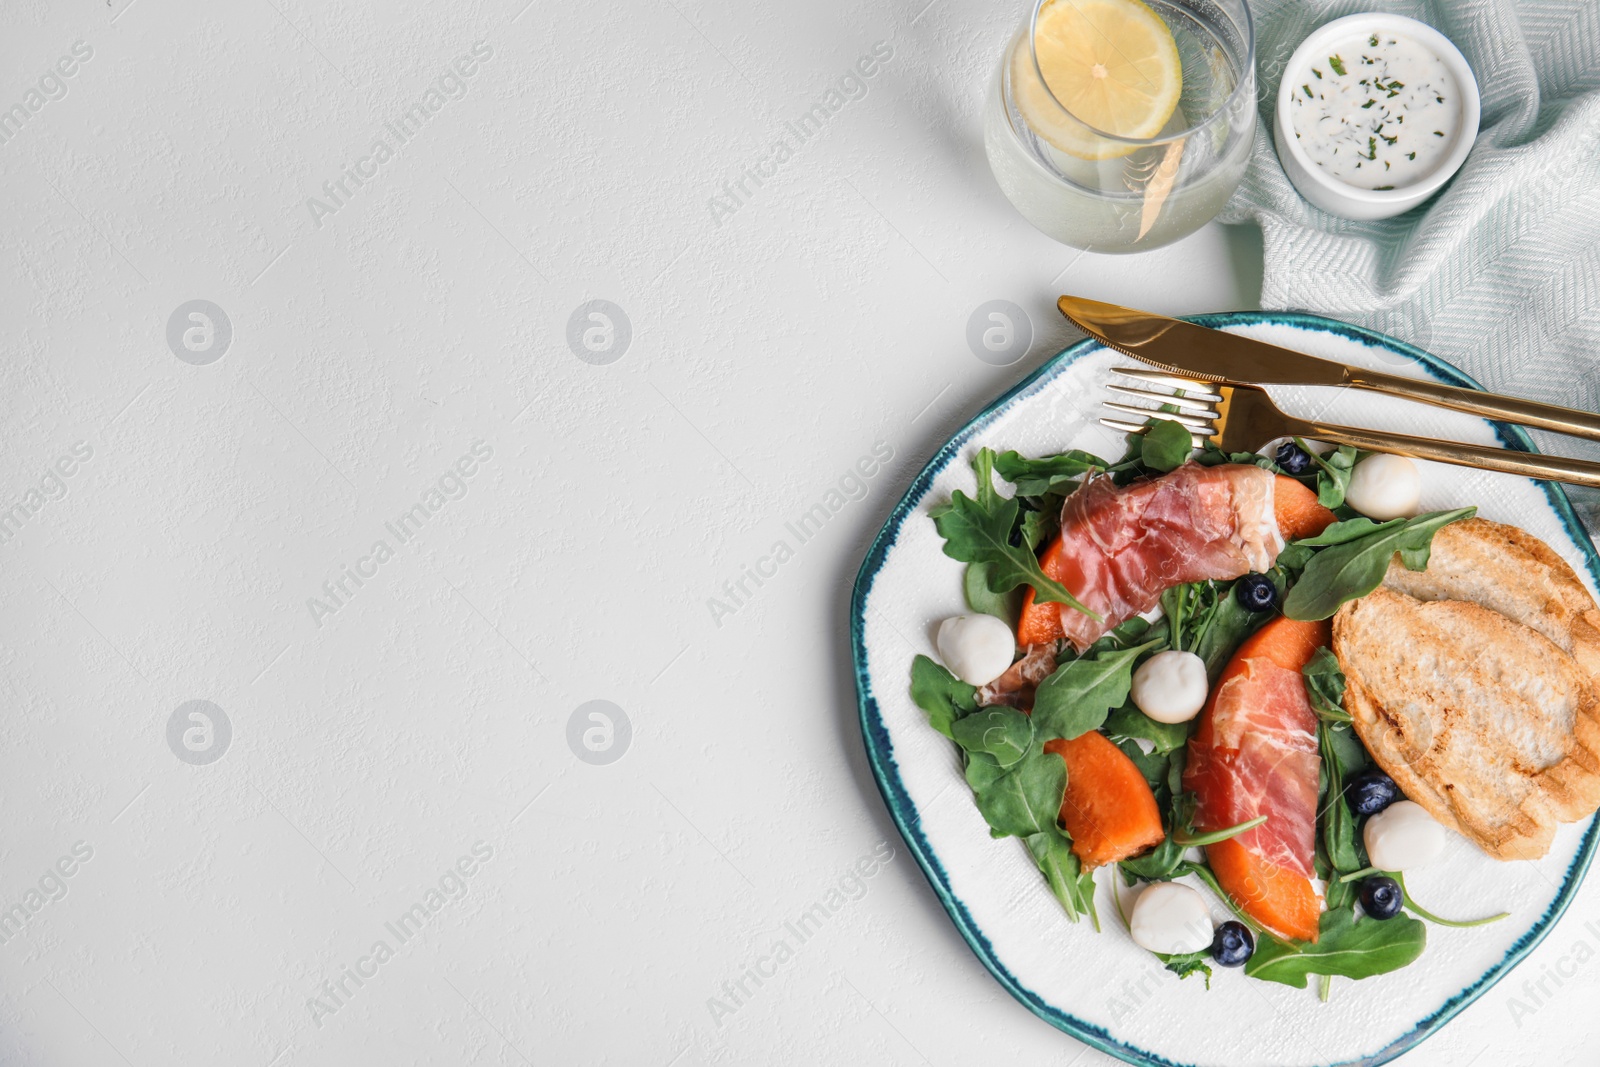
[1058,295,1600,444]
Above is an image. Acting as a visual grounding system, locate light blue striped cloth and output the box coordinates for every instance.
[1220,0,1600,524]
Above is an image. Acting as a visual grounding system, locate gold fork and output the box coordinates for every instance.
[1101,367,1600,489]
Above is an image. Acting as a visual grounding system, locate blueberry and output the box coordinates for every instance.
[1235,573,1279,612]
[1275,440,1313,475]
[1210,920,1255,967]
[1359,875,1404,920]
[1345,769,1401,816]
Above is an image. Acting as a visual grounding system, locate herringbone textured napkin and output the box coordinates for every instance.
[1221,0,1600,526]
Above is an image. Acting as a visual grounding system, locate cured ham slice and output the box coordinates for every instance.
[1185,655,1320,879]
[1185,616,1327,941]
[976,643,1056,709]
[1024,462,1283,652]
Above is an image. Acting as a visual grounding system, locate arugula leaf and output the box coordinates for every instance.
[1117,836,1186,882]
[963,562,1015,623]
[1173,814,1268,848]
[1117,758,1192,882]
[1245,907,1425,988]
[1158,577,1277,680]
[1397,539,1433,571]
[1018,503,1057,553]
[951,708,1034,769]
[1319,721,1366,873]
[1158,950,1213,986]
[1086,615,1165,656]
[1393,872,1508,928]
[972,746,1068,839]
[1196,445,1282,473]
[1191,581,1270,682]
[964,751,1007,793]
[1282,508,1477,621]
[961,451,1023,622]
[1273,542,1316,582]
[1141,418,1194,473]
[1104,702,1189,755]
[1033,640,1161,741]
[931,490,1098,617]
[1159,581,1208,653]
[910,655,977,739]
[1114,737,1174,792]
[1027,828,1098,926]
[1325,874,1357,914]
[1118,801,1191,882]
[1303,647,1353,724]
[1304,442,1358,508]
[993,449,1106,496]
[1294,517,1405,547]
[1324,718,1368,779]
[970,447,1004,510]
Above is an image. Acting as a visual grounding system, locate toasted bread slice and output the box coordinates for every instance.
[1381,517,1600,681]
[1334,586,1600,861]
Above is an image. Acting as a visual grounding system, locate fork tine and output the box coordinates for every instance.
[1100,415,1152,435]
[1098,418,1211,449]
[1101,400,1214,430]
[1106,384,1220,412]
[1099,417,1149,434]
[1112,366,1222,395]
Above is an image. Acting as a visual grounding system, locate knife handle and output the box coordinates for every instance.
[1350,368,1600,444]
[1303,419,1600,489]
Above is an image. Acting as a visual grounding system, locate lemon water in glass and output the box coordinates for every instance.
[984,0,1256,253]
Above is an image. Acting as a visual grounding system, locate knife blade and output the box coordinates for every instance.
[1057,294,1600,444]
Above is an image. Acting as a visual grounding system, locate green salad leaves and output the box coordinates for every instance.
[951,708,1033,768]
[909,654,976,739]
[1028,828,1100,927]
[1140,418,1194,473]
[1160,578,1274,682]
[1246,908,1426,988]
[1303,647,1353,725]
[931,449,1098,619]
[913,424,1502,998]
[993,449,1104,496]
[972,746,1065,838]
[1033,640,1161,741]
[1283,508,1476,620]
[1308,443,1359,508]
[911,653,1101,924]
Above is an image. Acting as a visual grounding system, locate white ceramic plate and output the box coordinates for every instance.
[850,312,1600,1067]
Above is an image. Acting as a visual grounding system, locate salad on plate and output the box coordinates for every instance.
[908,414,1600,996]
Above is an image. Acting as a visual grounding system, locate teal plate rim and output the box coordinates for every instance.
[848,310,1600,1067]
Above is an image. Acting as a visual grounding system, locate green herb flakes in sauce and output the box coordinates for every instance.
[1289,31,1458,190]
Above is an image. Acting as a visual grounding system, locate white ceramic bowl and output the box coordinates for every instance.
[1273,13,1480,220]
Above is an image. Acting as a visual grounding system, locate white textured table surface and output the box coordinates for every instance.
[2,2,1595,1065]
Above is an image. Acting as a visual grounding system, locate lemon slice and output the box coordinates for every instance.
[1013,0,1183,160]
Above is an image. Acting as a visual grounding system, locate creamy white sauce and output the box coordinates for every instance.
[1288,31,1459,190]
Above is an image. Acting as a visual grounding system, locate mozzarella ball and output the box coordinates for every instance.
[1130,882,1214,955]
[1363,800,1447,872]
[936,614,1016,686]
[1130,650,1209,724]
[1345,454,1421,520]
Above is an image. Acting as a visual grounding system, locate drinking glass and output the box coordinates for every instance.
[983,0,1256,253]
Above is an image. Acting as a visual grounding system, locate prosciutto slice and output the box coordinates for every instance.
[1183,655,1320,879]
[1050,462,1281,651]
[976,643,1056,709]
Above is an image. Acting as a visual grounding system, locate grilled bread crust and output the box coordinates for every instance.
[1332,519,1600,862]
[1381,518,1600,680]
